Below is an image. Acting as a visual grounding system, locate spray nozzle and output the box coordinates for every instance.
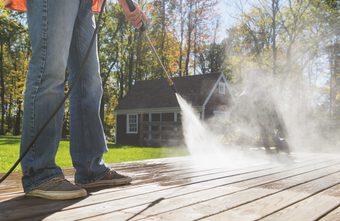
[166,78,177,94]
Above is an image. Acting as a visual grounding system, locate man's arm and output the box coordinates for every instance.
[118,0,147,29]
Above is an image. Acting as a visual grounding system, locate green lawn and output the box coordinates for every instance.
[0,136,188,173]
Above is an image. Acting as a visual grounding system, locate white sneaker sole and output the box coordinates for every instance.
[26,189,88,200]
[78,177,132,189]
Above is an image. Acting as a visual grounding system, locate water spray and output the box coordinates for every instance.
[126,0,178,94]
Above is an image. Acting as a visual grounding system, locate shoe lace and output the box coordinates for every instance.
[50,177,72,186]
[105,170,123,179]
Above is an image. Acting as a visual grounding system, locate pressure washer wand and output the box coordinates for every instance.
[145,33,177,94]
[125,0,177,94]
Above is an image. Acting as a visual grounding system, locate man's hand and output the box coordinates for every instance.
[118,0,147,30]
[2,0,12,7]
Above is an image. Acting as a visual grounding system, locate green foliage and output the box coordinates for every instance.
[0,11,29,135]
[0,1,221,140]
[198,42,230,75]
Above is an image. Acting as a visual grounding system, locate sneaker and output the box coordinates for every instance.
[77,170,132,189]
[26,176,87,200]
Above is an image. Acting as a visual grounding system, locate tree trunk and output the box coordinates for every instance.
[193,30,197,75]
[271,0,279,75]
[178,0,184,77]
[0,43,5,135]
[100,73,111,123]
[184,30,192,76]
[192,3,199,75]
[13,99,22,136]
[184,4,193,76]
[329,40,337,119]
[135,31,143,80]
[128,33,135,90]
[119,70,124,99]
[160,0,166,64]
[7,94,12,133]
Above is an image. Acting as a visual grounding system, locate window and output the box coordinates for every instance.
[162,113,174,122]
[218,82,226,94]
[127,114,138,134]
[213,111,228,118]
[151,113,161,122]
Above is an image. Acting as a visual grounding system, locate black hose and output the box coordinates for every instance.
[0,0,107,184]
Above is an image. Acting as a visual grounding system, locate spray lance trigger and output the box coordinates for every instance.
[125,0,146,32]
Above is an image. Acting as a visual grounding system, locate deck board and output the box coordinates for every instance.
[198,171,340,221]
[120,161,338,220]
[134,165,340,221]
[3,164,274,220]
[319,205,340,221]
[0,153,339,221]
[260,184,340,221]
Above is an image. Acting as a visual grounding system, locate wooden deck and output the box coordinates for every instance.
[0,153,340,221]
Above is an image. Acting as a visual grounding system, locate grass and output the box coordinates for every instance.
[0,136,189,173]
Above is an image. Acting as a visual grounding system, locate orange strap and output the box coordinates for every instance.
[5,0,103,13]
[5,0,27,12]
[91,0,103,13]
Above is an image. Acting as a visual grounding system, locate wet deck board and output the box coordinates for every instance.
[0,153,339,221]
[320,206,340,221]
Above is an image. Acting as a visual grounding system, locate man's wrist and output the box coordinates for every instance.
[117,0,125,6]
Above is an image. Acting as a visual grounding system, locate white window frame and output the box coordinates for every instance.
[213,111,228,117]
[218,82,226,94]
[126,114,138,134]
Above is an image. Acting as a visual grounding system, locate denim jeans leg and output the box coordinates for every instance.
[67,0,109,184]
[21,0,80,192]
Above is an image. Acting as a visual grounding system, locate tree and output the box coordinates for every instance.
[198,42,228,75]
[0,11,28,135]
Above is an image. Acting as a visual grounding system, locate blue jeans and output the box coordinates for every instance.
[21,0,109,192]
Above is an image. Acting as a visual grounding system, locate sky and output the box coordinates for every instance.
[215,0,251,41]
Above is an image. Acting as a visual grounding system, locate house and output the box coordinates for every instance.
[115,73,232,146]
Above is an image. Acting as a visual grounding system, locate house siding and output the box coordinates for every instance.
[116,112,183,146]
[116,114,140,146]
[204,81,230,119]
[115,74,232,146]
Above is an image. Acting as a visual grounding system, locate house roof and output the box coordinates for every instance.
[116,73,223,111]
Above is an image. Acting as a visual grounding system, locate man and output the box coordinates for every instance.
[228,78,291,154]
[3,0,146,200]
[253,92,291,154]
